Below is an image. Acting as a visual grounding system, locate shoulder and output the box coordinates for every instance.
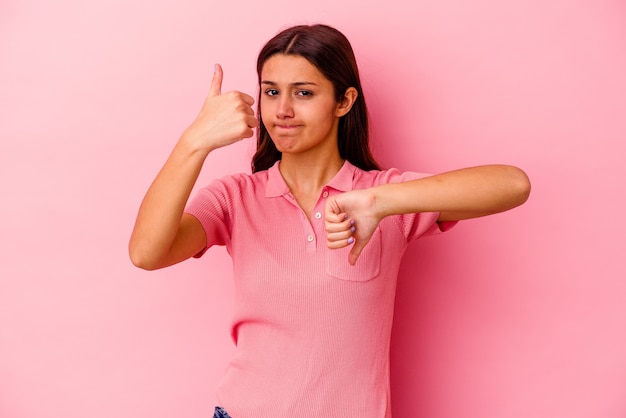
[352,166,433,187]
[203,170,269,194]
[187,170,270,220]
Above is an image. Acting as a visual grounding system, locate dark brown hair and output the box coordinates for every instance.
[251,24,380,173]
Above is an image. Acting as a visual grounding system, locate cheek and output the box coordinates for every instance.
[310,105,338,129]
[259,100,273,124]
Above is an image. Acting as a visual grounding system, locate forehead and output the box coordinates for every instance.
[261,54,329,84]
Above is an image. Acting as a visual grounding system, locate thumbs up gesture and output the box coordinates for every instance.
[184,64,259,152]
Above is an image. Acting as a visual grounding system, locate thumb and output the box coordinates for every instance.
[209,63,223,97]
[348,237,369,266]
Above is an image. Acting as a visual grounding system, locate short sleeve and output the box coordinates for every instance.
[376,168,458,242]
[184,178,235,257]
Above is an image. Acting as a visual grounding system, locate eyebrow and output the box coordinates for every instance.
[261,80,319,87]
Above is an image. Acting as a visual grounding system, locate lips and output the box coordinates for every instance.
[274,124,301,129]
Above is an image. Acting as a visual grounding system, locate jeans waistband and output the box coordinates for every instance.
[214,406,232,418]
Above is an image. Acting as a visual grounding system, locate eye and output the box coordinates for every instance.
[296,90,313,97]
[264,88,279,96]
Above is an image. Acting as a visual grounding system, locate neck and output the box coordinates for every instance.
[279,151,344,196]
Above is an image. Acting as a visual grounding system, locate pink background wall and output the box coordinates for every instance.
[1,0,625,417]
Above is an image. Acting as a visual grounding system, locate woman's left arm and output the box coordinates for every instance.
[325,165,531,265]
[377,164,531,222]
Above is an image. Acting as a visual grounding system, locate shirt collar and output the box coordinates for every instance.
[265,160,357,197]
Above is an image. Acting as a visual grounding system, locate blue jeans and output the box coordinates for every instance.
[213,406,232,418]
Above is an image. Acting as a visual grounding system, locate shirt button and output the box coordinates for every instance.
[307,235,315,242]
[315,212,322,219]
[322,191,329,198]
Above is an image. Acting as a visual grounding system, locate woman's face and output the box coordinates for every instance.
[260,54,346,158]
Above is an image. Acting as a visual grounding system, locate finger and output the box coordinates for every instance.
[325,217,353,233]
[325,215,346,226]
[243,105,255,116]
[326,228,353,243]
[240,114,258,133]
[327,237,354,250]
[348,240,366,266]
[240,92,255,106]
[324,198,343,220]
[241,127,255,139]
[228,91,255,107]
[209,63,223,97]
[325,204,349,226]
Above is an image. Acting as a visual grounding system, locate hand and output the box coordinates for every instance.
[325,188,382,266]
[184,64,259,152]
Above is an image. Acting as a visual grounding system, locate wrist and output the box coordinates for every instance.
[178,128,214,159]
[370,183,402,219]
[360,187,386,222]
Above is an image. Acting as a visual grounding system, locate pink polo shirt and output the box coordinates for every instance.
[185,161,454,418]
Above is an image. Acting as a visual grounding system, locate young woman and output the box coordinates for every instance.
[129,24,530,418]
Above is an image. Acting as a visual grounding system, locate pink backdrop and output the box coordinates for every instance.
[1,0,625,417]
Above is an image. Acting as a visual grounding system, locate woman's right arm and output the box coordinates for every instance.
[129,65,258,270]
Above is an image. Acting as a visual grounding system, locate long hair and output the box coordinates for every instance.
[252,24,380,173]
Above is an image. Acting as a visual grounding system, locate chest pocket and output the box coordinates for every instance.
[325,228,382,282]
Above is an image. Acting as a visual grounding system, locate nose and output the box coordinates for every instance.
[276,95,294,119]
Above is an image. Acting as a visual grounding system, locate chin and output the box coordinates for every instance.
[271,137,298,153]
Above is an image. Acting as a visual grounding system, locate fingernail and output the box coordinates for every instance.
[347,237,354,244]
[350,226,356,233]
[344,214,348,219]
[350,219,354,225]
[214,64,217,73]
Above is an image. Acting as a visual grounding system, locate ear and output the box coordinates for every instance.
[335,87,358,117]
